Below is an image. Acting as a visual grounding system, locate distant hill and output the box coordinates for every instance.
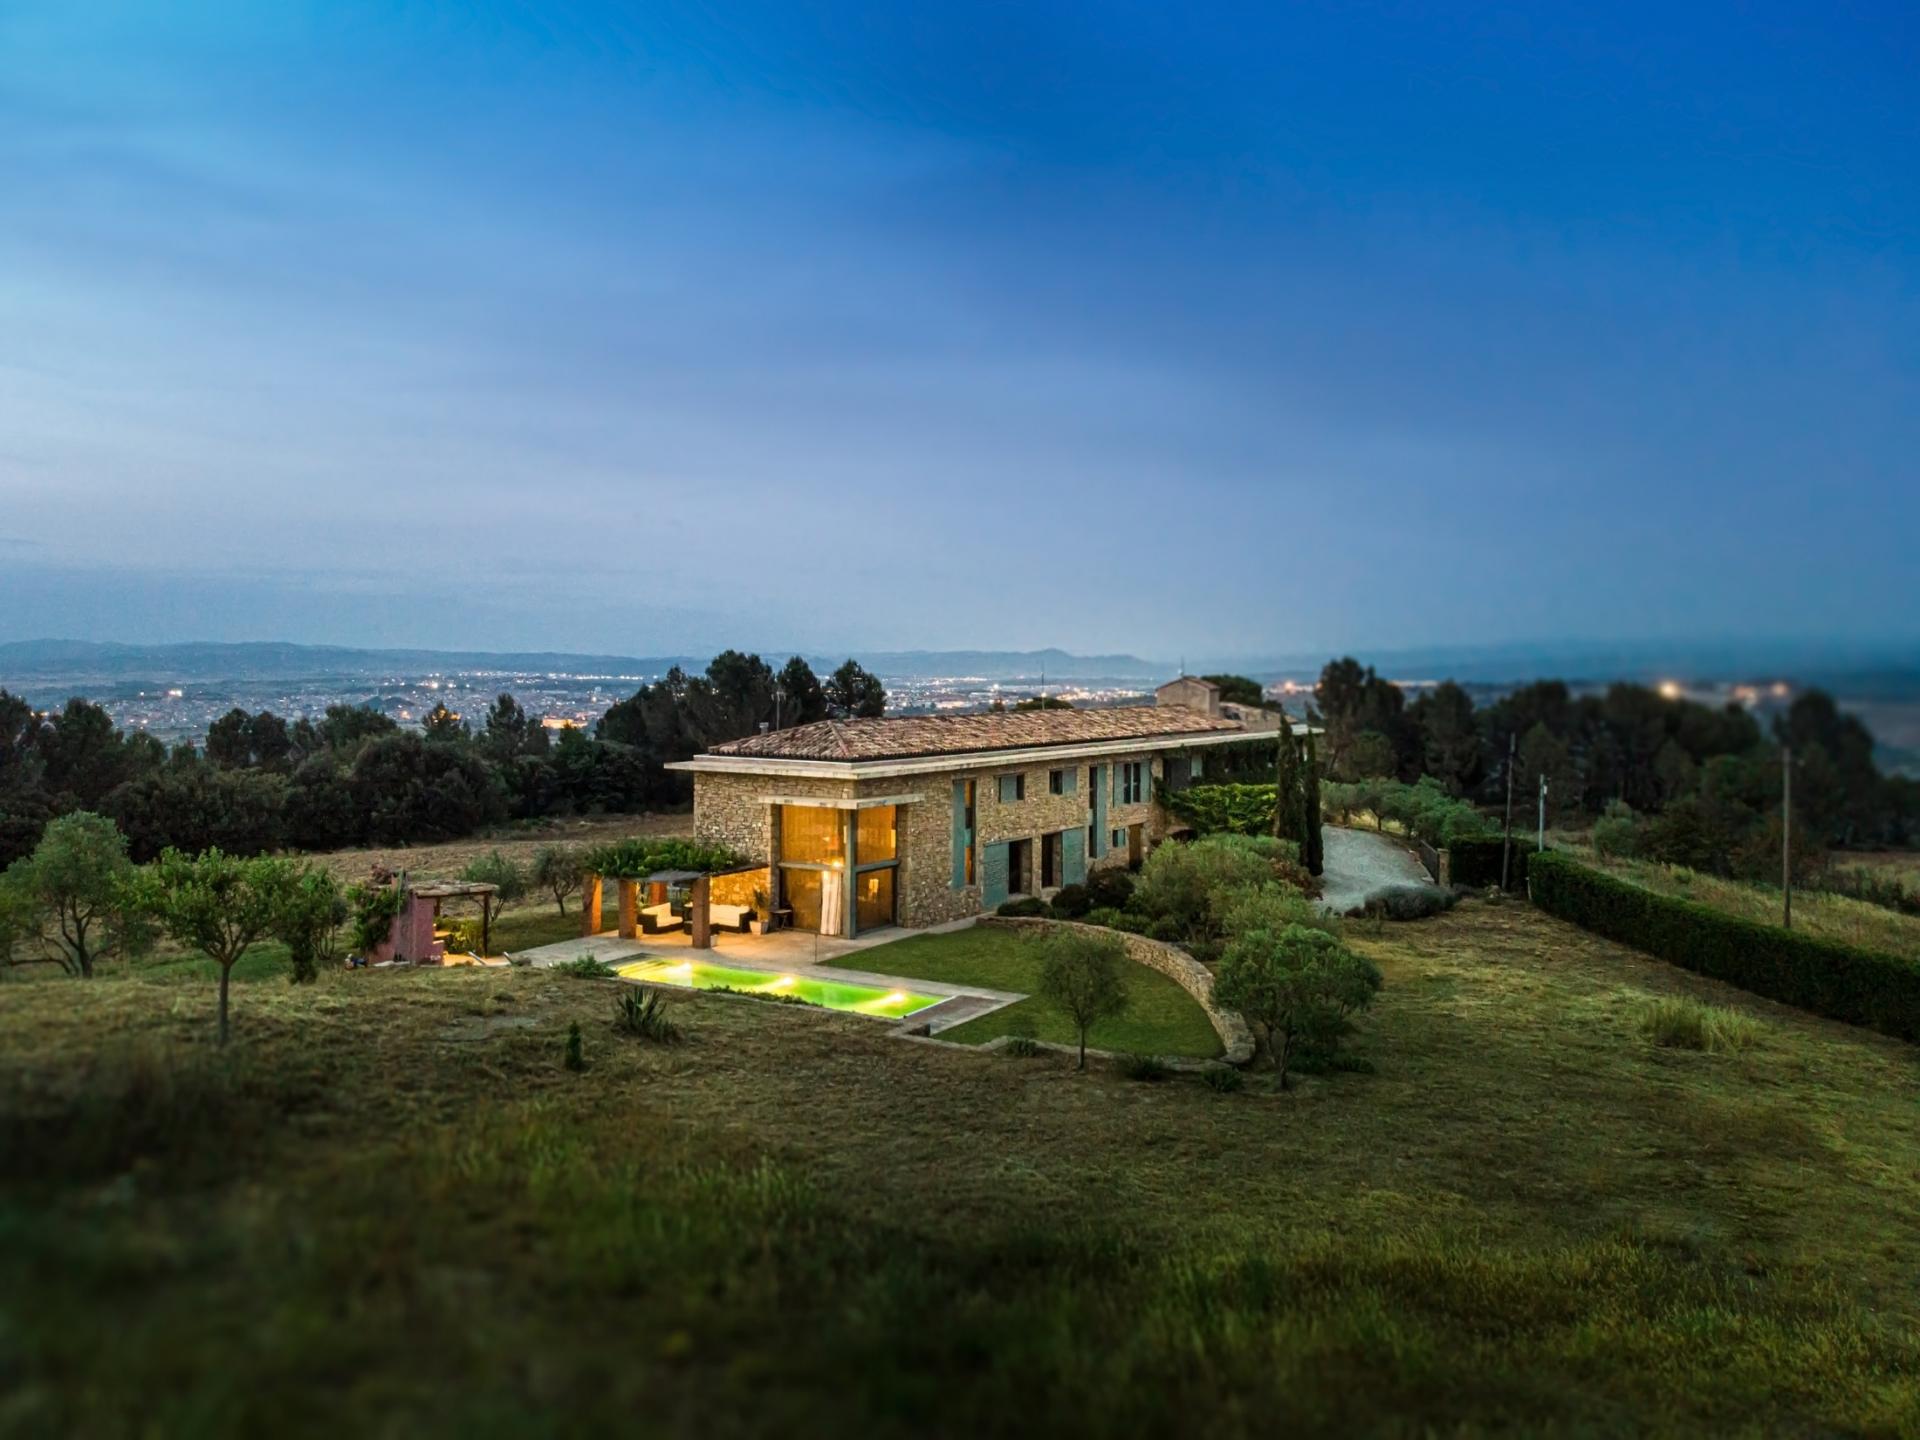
[0,639,1167,683]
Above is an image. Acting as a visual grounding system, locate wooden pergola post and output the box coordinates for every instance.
[690,874,712,950]
[617,879,640,939]
[580,873,603,938]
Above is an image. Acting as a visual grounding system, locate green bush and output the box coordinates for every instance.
[563,1021,585,1071]
[1529,851,1920,1040]
[1353,885,1457,922]
[996,896,1052,919]
[1049,883,1092,918]
[460,850,528,902]
[1158,783,1276,837]
[1200,1065,1244,1094]
[1448,836,1535,890]
[1591,814,1640,859]
[554,955,617,979]
[1144,916,1185,944]
[1117,1052,1171,1082]
[1081,906,1126,930]
[1085,868,1136,911]
[1002,1035,1044,1059]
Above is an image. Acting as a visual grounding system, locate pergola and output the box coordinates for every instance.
[405,880,499,960]
[580,867,718,949]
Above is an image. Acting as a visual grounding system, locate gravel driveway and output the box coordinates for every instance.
[1316,826,1437,914]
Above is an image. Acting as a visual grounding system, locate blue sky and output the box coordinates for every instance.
[1,1,1915,660]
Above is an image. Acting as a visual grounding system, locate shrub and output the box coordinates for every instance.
[1002,1035,1044,1059]
[1639,996,1763,1053]
[554,954,617,979]
[1592,805,1640,859]
[346,882,405,955]
[1132,835,1280,942]
[563,1021,586,1071]
[1118,1052,1171,1082]
[1201,1066,1245,1094]
[1085,868,1136,911]
[584,837,742,881]
[1529,851,1920,1040]
[1213,924,1382,1087]
[460,850,528,903]
[1159,783,1276,837]
[1212,881,1331,942]
[1081,906,1127,930]
[1049,883,1092,919]
[613,988,683,1043]
[997,896,1051,918]
[1144,916,1185,944]
[1352,885,1457,923]
[1447,836,1535,890]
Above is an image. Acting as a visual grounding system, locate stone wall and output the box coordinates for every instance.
[708,864,770,908]
[692,771,856,862]
[979,915,1254,1065]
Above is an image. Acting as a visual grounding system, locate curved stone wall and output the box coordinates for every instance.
[978,915,1254,1066]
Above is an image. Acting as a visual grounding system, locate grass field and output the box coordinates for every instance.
[852,926,1222,1058]
[5,901,1920,1435]
[1571,848,1920,956]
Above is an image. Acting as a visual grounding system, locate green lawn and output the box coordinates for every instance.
[5,902,1920,1434]
[853,925,1223,1058]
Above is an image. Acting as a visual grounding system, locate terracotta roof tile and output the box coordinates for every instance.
[705,705,1251,763]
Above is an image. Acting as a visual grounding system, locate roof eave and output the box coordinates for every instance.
[670,727,1275,780]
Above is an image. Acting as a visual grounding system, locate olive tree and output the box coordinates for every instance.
[0,811,145,977]
[1034,928,1129,1069]
[531,844,586,915]
[1213,924,1381,1088]
[136,848,309,1044]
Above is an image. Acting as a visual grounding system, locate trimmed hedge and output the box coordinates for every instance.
[1449,836,1536,890]
[1529,851,1920,1042]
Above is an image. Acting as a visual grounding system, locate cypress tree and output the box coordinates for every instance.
[1274,725,1303,847]
[1303,730,1325,876]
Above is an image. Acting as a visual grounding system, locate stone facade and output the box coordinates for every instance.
[691,745,1227,933]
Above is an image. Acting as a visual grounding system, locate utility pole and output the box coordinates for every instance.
[1782,743,1793,930]
[1500,732,1517,891]
[1537,772,1548,853]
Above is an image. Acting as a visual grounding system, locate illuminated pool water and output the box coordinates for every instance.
[616,958,944,1019]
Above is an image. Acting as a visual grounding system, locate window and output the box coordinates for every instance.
[1118,761,1146,805]
[856,804,897,863]
[1112,828,1126,850]
[998,773,1026,803]
[955,780,976,888]
[1048,768,1066,795]
[780,805,844,864]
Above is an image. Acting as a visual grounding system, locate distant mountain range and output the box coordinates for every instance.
[0,639,1170,683]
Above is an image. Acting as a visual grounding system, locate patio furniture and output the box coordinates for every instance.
[639,902,684,935]
[708,902,750,933]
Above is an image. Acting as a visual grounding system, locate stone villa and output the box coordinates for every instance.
[668,679,1285,938]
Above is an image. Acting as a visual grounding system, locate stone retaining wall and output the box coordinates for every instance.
[979,915,1254,1066]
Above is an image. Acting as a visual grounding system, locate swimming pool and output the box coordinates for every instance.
[616,958,944,1019]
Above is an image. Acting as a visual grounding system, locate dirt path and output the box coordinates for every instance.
[1317,825,1436,914]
